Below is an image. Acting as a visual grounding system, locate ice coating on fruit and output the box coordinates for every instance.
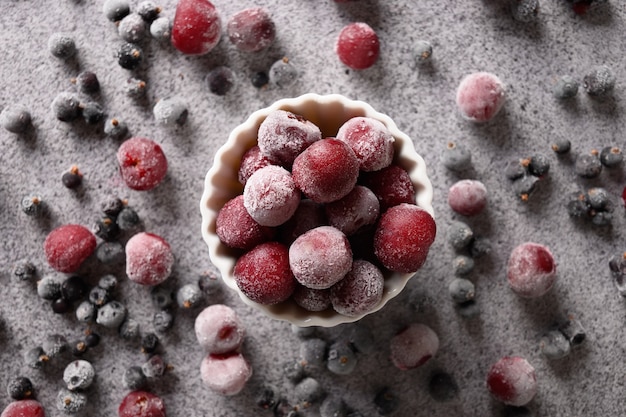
[233,241,295,304]
[243,165,300,227]
[359,164,416,211]
[330,259,384,317]
[390,323,439,370]
[292,138,360,204]
[237,145,279,185]
[289,226,353,290]
[335,22,380,70]
[195,304,245,354]
[257,110,322,166]
[486,356,537,406]
[125,232,174,286]
[171,0,221,55]
[373,204,436,273]
[44,224,97,273]
[1,399,46,417]
[507,242,556,298]
[456,72,506,122]
[200,352,253,396]
[117,137,168,191]
[292,284,332,312]
[325,185,380,236]
[227,7,275,52]
[336,116,394,171]
[216,195,275,250]
[279,199,327,245]
[447,179,488,216]
[118,390,166,417]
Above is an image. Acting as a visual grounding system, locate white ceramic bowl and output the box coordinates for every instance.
[200,93,434,327]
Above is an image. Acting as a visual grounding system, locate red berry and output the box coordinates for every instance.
[195,304,245,354]
[226,7,276,52]
[447,179,488,216]
[233,241,295,304]
[237,145,279,185]
[389,323,439,370]
[507,242,556,298]
[292,138,360,204]
[373,203,436,273]
[486,356,537,406]
[171,0,221,55]
[118,391,166,417]
[243,165,301,227]
[336,116,395,172]
[292,284,332,312]
[335,22,380,70]
[44,224,96,273]
[216,195,275,250]
[279,199,327,245]
[359,164,416,212]
[1,399,46,417]
[117,137,168,191]
[330,259,384,317]
[125,232,174,286]
[456,72,506,122]
[200,352,253,396]
[325,185,380,236]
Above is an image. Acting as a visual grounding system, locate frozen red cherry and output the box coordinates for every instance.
[200,352,253,396]
[171,0,221,55]
[330,259,384,317]
[243,165,300,227]
[507,242,556,298]
[117,137,168,191]
[227,7,275,52]
[447,179,487,216]
[1,399,46,417]
[195,304,245,354]
[335,22,380,70]
[216,195,275,250]
[233,241,295,304]
[325,185,380,236]
[257,110,322,166]
[292,284,332,312]
[237,145,279,185]
[390,323,439,370]
[125,232,174,286]
[289,226,353,290]
[486,356,537,406]
[336,116,395,171]
[44,224,97,273]
[456,72,506,122]
[359,164,416,211]
[292,138,360,204]
[374,204,436,273]
[118,390,166,417]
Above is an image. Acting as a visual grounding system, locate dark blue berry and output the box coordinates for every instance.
[583,65,615,96]
[125,78,147,99]
[104,117,129,139]
[300,338,327,371]
[120,318,141,340]
[25,346,48,369]
[141,333,159,354]
[101,196,124,216]
[118,13,147,43]
[7,376,34,400]
[93,216,120,241]
[99,274,118,291]
[575,152,602,178]
[117,43,143,70]
[52,92,81,122]
[153,97,188,126]
[566,191,590,218]
[505,158,529,180]
[528,154,550,177]
[103,0,130,22]
[552,75,578,99]
[600,146,623,168]
[96,241,125,264]
[269,57,298,88]
[123,366,147,390]
[255,385,278,410]
[76,301,96,323]
[116,206,140,230]
[448,278,475,303]
[428,371,459,402]
[97,301,127,328]
[141,354,166,377]
[206,66,235,96]
[52,298,72,314]
[137,1,161,22]
[61,275,87,302]
[591,210,612,226]
[89,286,111,307]
[373,387,398,416]
[413,40,433,64]
[539,329,570,359]
[56,388,87,414]
[82,101,105,125]
[447,220,474,250]
[327,341,357,375]
[153,309,174,333]
[74,71,100,95]
[442,141,472,172]
[513,175,539,201]
[150,17,172,41]
[48,33,77,60]
[176,283,203,309]
[150,286,173,309]
[587,187,610,211]
[251,71,269,88]
[294,377,325,407]
[453,255,474,276]
[71,340,89,357]
[558,317,586,346]
[12,260,37,282]
[21,195,44,217]
[469,236,492,258]
[551,139,571,154]
[37,274,64,300]
[0,106,31,133]
[62,166,83,189]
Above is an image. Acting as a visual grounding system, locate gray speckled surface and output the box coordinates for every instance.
[1,0,625,416]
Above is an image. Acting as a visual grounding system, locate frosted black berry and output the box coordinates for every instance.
[117,43,143,70]
[513,175,539,201]
[61,275,87,302]
[414,40,433,64]
[587,187,610,211]
[153,309,174,333]
[7,376,34,400]
[12,260,36,282]
[48,33,77,59]
[71,340,88,357]
[176,283,203,309]
[141,333,159,354]
[0,106,31,133]
[93,216,120,241]
[583,65,615,96]
[100,196,124,216]
[255,385,277,410]
[442,141,472,172]
[56,388,87,414]
[150,17,171,42]
[96,241,125,264]
[104,117,129,139]
[551,139,571,154]
[116,206,140,230]
[428,371,459,402]
[82,101,105,125]
[24,346,48,369]
[37,274,64,300]
[118,13,147,43]
[137,1,161,22]
[97,301,127,328]
[74,71,100,95]
[528,154,550,177]
[120,318,140,340]
[326,341,358,375]
[99,274,118,291]
[566,191,590,218]
[269,57,298,88]
[51,298,72,314]
[559,316,586,346]
[76,301,96,322]
[123,366,147,390]
[600,146,623,168]
[153,97,188,126]
[85,332,101,348]
[250,71,269,88]
[206,66,235,96]
[141,354,166,377]
[448,278,475,303]
[21,195,44,217]
[511,0,538,22]
[62,166,83,189]
[575,152,602,178]
[447,220,474,250]
[150,286,173,309]
[52,92,81,122]
[89,286,111,306]
[294,377,325,407]
[374,387,398,416]
[539,329,571,359]
[125,78,147,99]
[505,158,528,181]
[103,0,130,22]
[300,338,327,371]
[469,236,492,258]
[453,255,474,276]
[63,359,96,391]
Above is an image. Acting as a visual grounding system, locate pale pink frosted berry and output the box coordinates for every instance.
[125,232,174,286]
[325,185,380,236]
[292,284,332,312]
[171,0,221,55]
[486,356,537,406]
[390,323,439,370]
[336,116,395,171]
[289,226,353,290]
[195,304,245,354]
[243,165,300,227]
[335,22,380,70]
[447,179,488,216]
[330,260,384,317]
[200,352,253,396]
[216,195,275,250]
[507,242,556,298]
[44,224,97,273]
[456,72,506,122]
[226,7,276,52]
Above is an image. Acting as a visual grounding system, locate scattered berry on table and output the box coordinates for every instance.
[85,332,101,348]
[0,106,31,133]
[504,158,529,181]
[100,195,124,216]
[558,315,586,346]
[171,0,222,55]
[96,241,125,264]
[60,275,87,302]
[150,17,172,42]
[117,137,168,191]
[51,92,81,122]
[469,236,492,258]
[93,216,121,241]
[195,304,245,354]
[104,117,129,139]
[453,254,475,276]
[137,1,161,22]
[373,387,399,416]
[320,395,348,417]
[142,354,166,378]
[300,337,327,371]
[44,224,96,273]
[448,179,488,216]
[24,346,48,369]
[330,259,384,317]
[587,187,611,211]
[511,0,539,21]
[326,341,358,375]
[117,42,144,70]
[97,300,127,328]
[599,146,623,168]
[227,7,276,52]
[36,274,64,300]
[582,65,615,96]
[99,274,118,291]
[539,329,571,359]
[176,283,203,309]
[609,252,626,296]
[200,352,253,396]
[120,318,141,340]
[336,116,395,172]
[552,75,579,99]
[51,298,72,314]
[551,139,571,154]
[447,220,474,250]
[507,242,556,298]
[7,376,34,400]
[48,33,77,60]
[73,71,100,95]
[441,141,472,172]
[150,286,173,310]
[574,151,602,178]
[125,232,174,286]
[118,391,166,417]
[269,57,298,88]
[122,366,148,390]
[71,340,88,357]
[63,359,96,391]
[88,285,111,306]
[21,195,44,217]
[206,66,235,96]
[448,277,475,303]
[486,356,537,406]
[0,400,46,417]
[153,309,174,332]
[390,323,439,370]
[11,259,37,282]
[456,72,506,122]
[335,22,380,70]
[527,154,550,177]
[116,206,141,230]
[250,71,269,88]
[294,377,325,407]
[254,384,278,410]
[76,301,96,322]
[102,0,130,22]
[141,333,160,354]
[61,165,83,189]
[118,13,147,43]
[81,101,106,125]
[413,40,433,64]
[153,97,188,126]
[125,78,147,99]
[243,165,300,227]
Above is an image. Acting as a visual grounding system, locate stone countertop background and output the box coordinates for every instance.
[1,0,625,416]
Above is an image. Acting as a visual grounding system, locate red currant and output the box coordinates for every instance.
[486,356,537,406]
[335,22,380,70]
[117,137,168,191]
[44,224,97,273]
[171,0,221,55]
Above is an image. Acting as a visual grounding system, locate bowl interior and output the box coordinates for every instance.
[200,93,434,327]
